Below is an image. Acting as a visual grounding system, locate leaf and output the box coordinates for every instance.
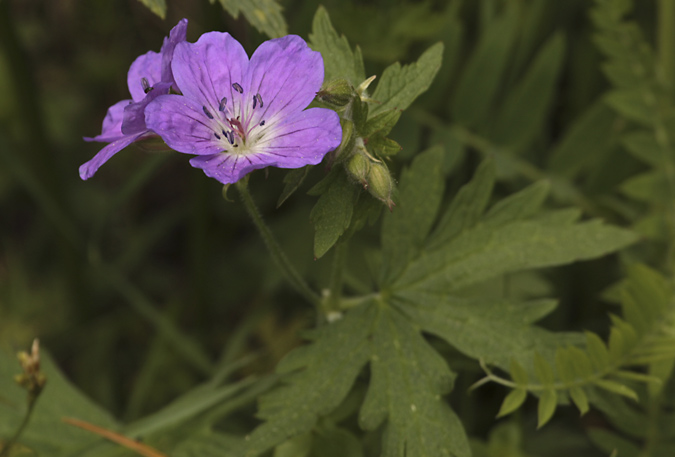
[593,379,638,401]
[490,33,566,150]
[604,89,655,126]
[380,146,445,284]
[536,390,557,428]
[309,172,359,258]
[215,0,286,38]
[242,305,374,456]
[277,167,310,208]
[136,0,166,19]
[620,170,674,204]
[451,4,520,126]
[569,387,589,415]
[533,353,555,385]
[0,348,118,456]
[621,130,666,167]
[509,359,529,386]
[359,305,470,457]
[369,42,444,117]
[309,6,365,84]
[497,389,527,418]
[361,110,402,138]
[547,101,618,178]
[310,426,363,457]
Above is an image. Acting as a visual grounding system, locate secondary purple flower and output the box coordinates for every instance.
[80,19,188,180]
[144,32,342,184]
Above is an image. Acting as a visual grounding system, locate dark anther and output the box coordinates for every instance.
[234,144,239,148]
[214,132,221,140]
[256,93,263,108]
[141,77,152,94]
[202,106,214,119]
[259,120,265,126]
[219,97,227,111]
[227,131,235,145]
[252,95,257,109]
[232,82,243,94]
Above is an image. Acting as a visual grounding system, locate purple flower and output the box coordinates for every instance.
[144,33,342,184]
[80,19,188,180]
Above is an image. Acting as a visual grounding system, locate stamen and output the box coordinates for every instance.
[214,132,221,140]
[234,144,238,148]
[252,95,257,109]
[202,106,214,120]
[141,77,152,94]
[232,82,243,94]
[227,131,234,145]
[256,93,263,108]
[260,120,265,126]
[222,129,228,137]
[219,97,228,111]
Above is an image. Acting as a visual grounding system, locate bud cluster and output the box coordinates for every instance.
[346,138,395,210]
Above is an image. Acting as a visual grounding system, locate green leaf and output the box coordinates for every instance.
[585,331,611,372]
[509,359,529,386]
[621,130,666,167]
[428,159,495,249]
[497,389,527,418]
[547,101,618,178]
[311,426,363,457]
[533,353,555,385]
[593,379,638,401]
[359,305,470,457]
[277,167,310,208]
[309,6,365,84]
[369,42,444,117]
[451,4,520,126]
[620,170,674,204]
[604,89,655,126]
[137,0,166,19]
[274,433,312,457]
[243,305,373,456]
[214,0,286,38]
[380,146,445,284]
[309,172,359,258]
[491,33,566,150]
[0,348,117,456]
[361,110,402,138]
[481,180,550,229]
[536,389,557,428]
[569,387,589,415]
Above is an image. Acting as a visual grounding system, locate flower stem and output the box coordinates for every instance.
[0,395,38,457]
[235,181,320,305]
[323,242,346,315]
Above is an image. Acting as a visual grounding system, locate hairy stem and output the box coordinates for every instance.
[235,181,320,305]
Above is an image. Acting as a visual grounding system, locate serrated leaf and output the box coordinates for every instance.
[243,305,374,456]
[361,110,402,138]
[359,305,470,457]
[309,172,359,258]
[482,181,550,228]
[380,146,445,284]
[536,389,557,428]
[497,389,527,417]
[569,387,589,415]
[491,33,566,150]
[397,292,581,370]
[309,6,365,84]
[452,4,520,126]
[215,0,286,38]
[593,379,638,401]
[369,42,444,117]
[137,0,166,19]
[428,159,495,249]
[367,135,402,157]
[547,101,617,177]
[277,167,310,208]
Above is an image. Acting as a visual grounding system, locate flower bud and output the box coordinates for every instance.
[366,162,395,210]
[316,79,354,108]
[346,153,370,188]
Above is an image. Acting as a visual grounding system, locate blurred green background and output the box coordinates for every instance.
[0,0,660,450]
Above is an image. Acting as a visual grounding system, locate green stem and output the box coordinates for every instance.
[0,395,38,457]
[324,242,346,314]
[235,181,320,305]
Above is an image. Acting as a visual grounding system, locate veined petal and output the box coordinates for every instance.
[246,35,323,124]
[79,132,146,180]
[160,18,188,84]
[84,99,131,143]
[256,107,341,167]
[127,51,162,102]
[122,82,172,135]
[145,94,225,155]
[171,32,249,113]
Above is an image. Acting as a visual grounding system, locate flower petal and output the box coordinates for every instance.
[121,82,172,135]
[256,107,341,168]
[84,99,131,143]
[246,35,324,125]
[160,19,188,84]
[145,94,224,155]
[79,132,146,180]
[127,51,162,102]
[171,32,249,112]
